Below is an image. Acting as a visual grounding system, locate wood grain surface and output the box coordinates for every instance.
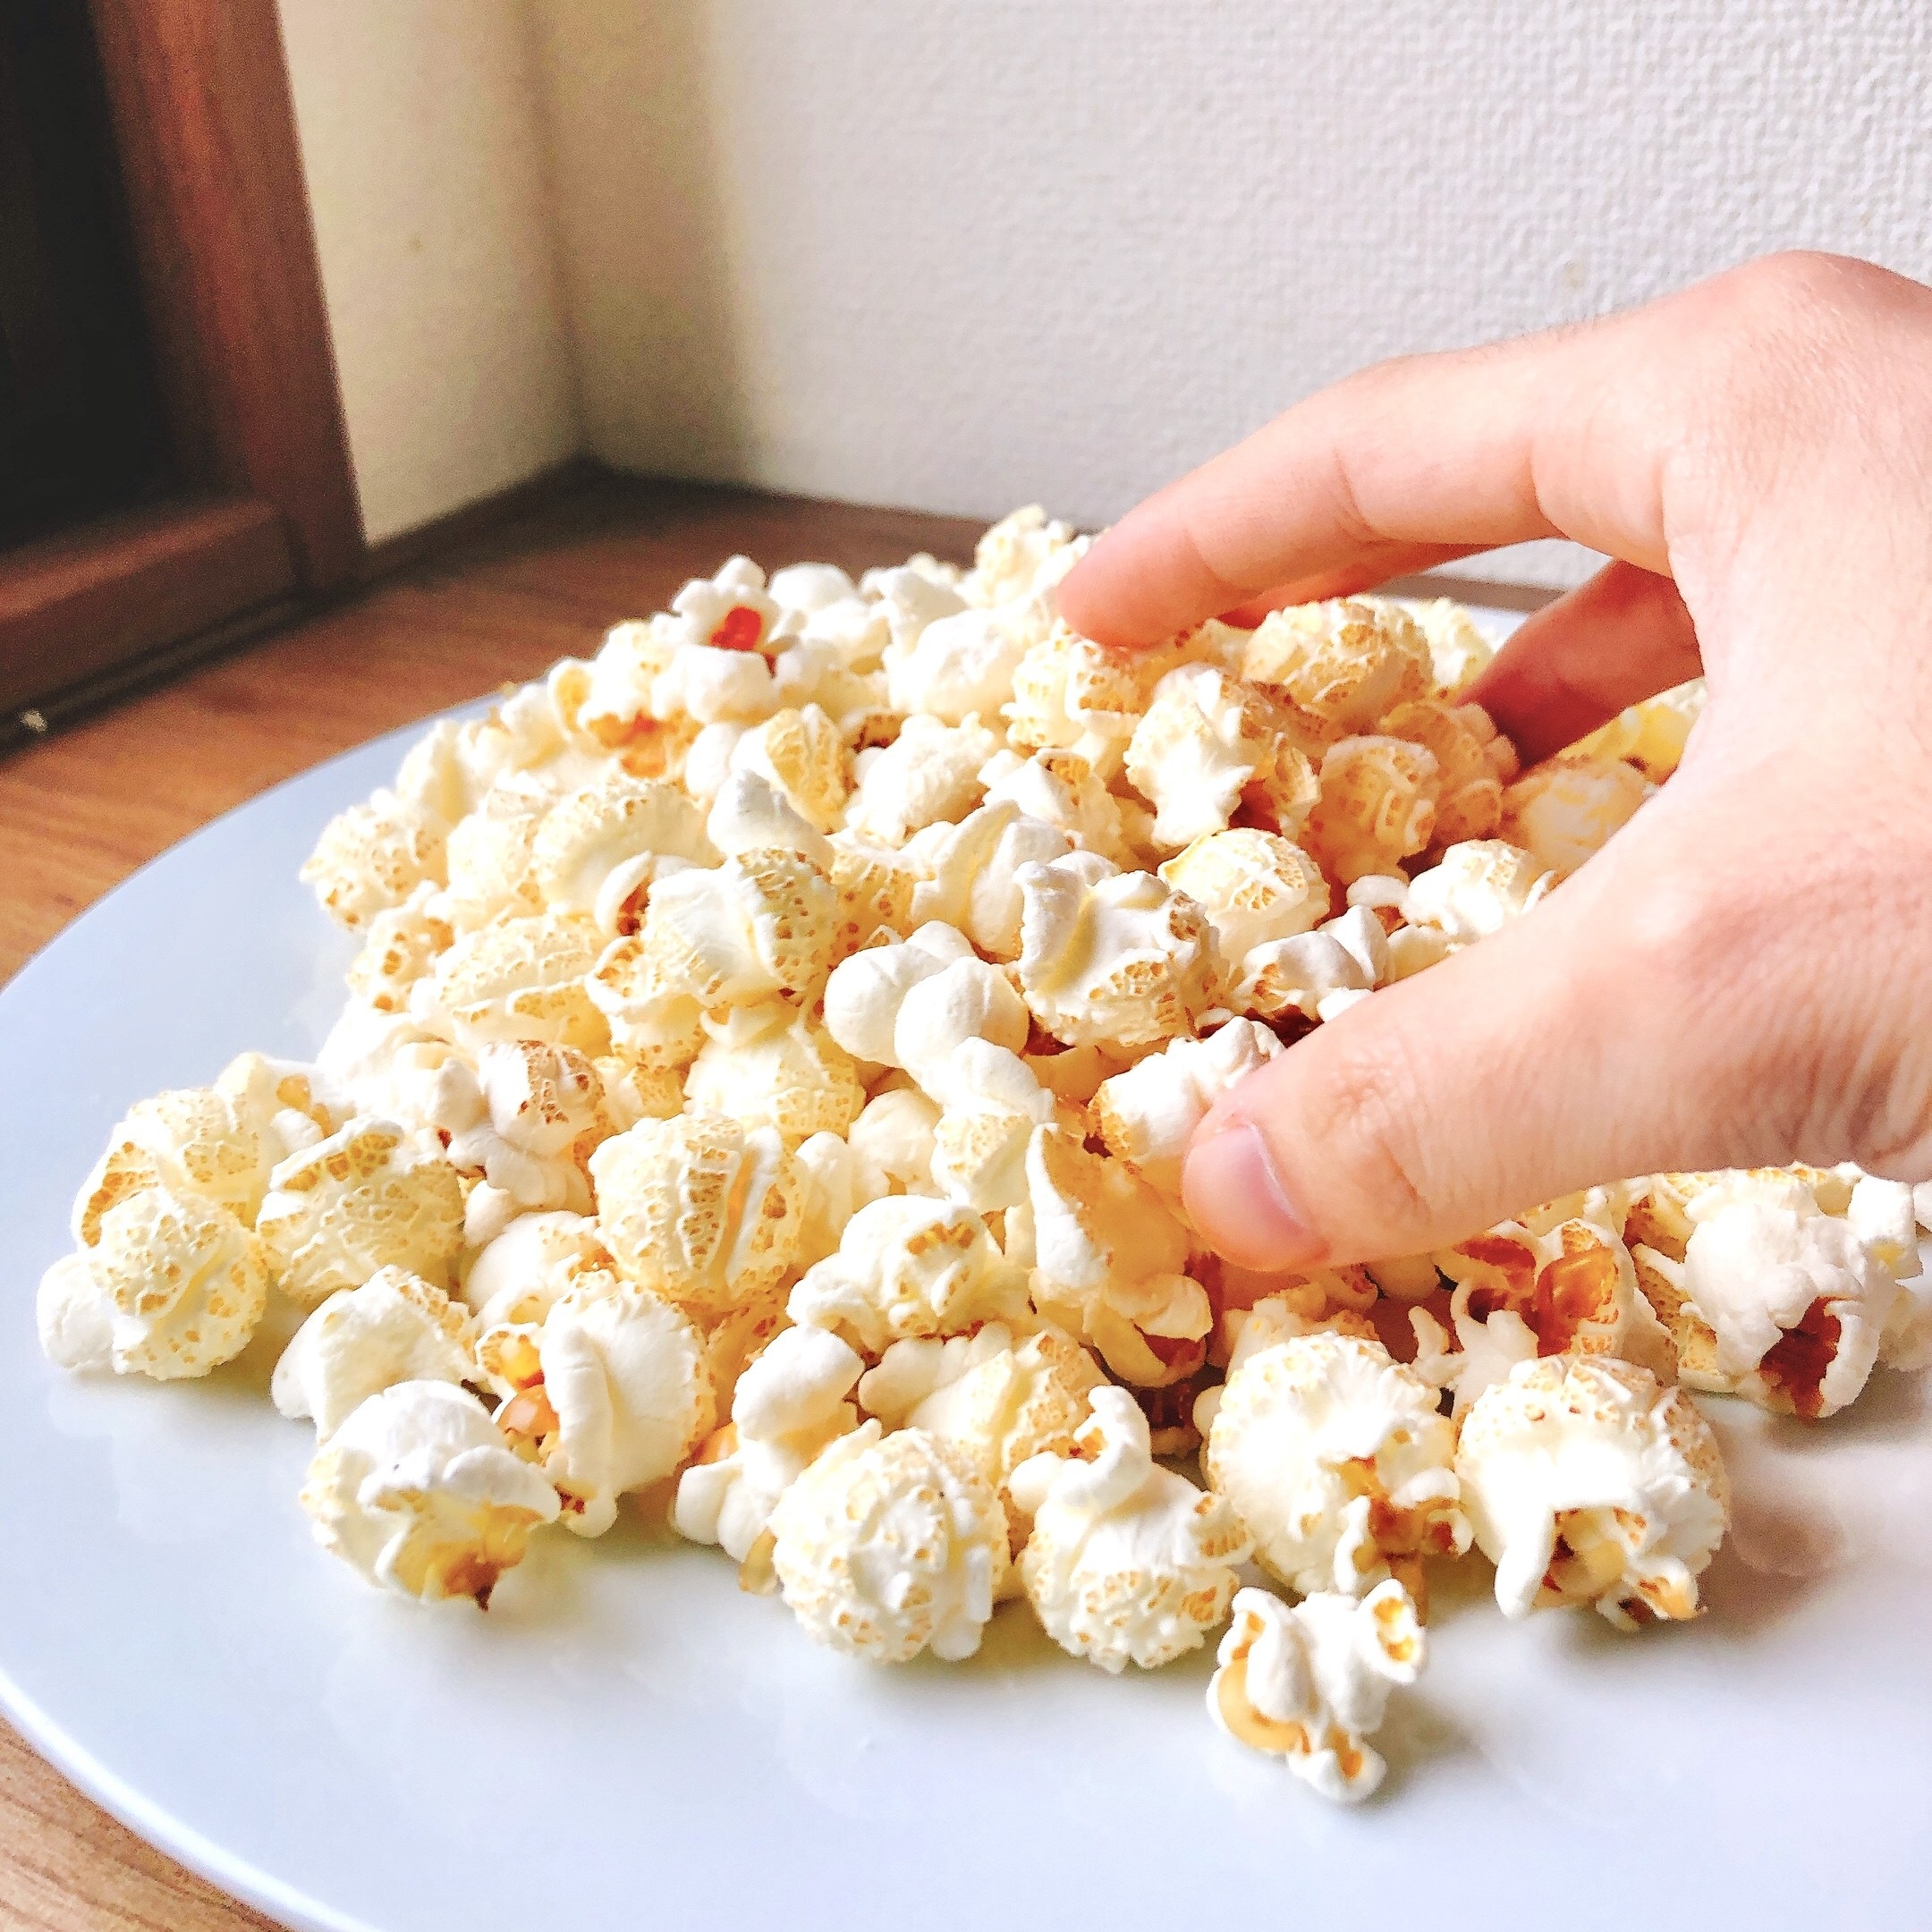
[0,479,981,1931]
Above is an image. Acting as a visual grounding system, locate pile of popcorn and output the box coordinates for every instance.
[38,509,1932,1805]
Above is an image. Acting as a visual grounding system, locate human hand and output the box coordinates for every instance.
[1055,251,1932,1274]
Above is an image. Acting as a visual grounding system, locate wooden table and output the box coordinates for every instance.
[0,477,982,1932]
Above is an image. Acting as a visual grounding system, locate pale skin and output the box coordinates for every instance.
[1055,250,1932,1275]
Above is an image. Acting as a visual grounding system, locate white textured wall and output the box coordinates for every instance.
[278,0,579,544]
[532,0,1932,585]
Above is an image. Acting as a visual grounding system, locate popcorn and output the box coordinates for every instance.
[671,555,782,656]
[594,1053,684,1128]
[1157,830,1332,981]
[583,936,706,1071]
[730,705,848,831]
[412,912,607,1055]
[968,504,1080,608]
[589,1112,802,1311]
[1502,756,1651,879]
[1009,1386,1249,1672]
[927,1040,1056,1212]
[272,1266,475,1440]
[1682,1174,1899,1417]
[1092,1020,1284,1199]
[821,921,972,1067]
[482,1277,713,1536]
[824,835,919,959]
[1204,1332,1469,1599]
[301,792,449,931]
[436,775,551,931]
[256,1117,466,1309]
[767,1420,1009,1661]
[978,749,1126,862]
[792,1131,858,1267]
[769,561,857,617]
[460,1208,610,1325]
[300,1380,559,1605]
[1005,623,1207,780]
[1123,665,1318,849]
[1208,1580,1424,1802]
[346,884,453,1013]
[1242,598,1431,728]
[682,1004,865,1146]
[1456,1355,1729,1628]
[1015,852,1219,1048]
[1400,839,1553,944]
[1574,678,1706,781]
[1407,597,1495,699]
[1378,699,1517,845]
[674,1324,865,1563]
[44,1187,270,1380]
[1233,904,1387,1021]
[1302,735,1440,886]
[905,802,1072,959]
[843,714,999,847]
[846,1087,942,1199]
[530,774,716,932]
[886,606,1029,723]
[787,1195,1030,1355]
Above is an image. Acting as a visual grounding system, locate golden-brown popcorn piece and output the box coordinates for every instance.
[436,775,553,931]
[633,848,839,1013]
[346,883,454,1014]
[584,935,707,1072]
[825,836,919,961]
[1004,621,1209,780]
[413,912,608,1056]
[1014,852,1220,1048]
[529,774,716,932]
[682,1005,866,1147]
[257,1117,466,1309]
[1242,598,1431,730]
[592,1052,685,1127]
[301,792,450,932]
[72,1085,275,1247]
[69,1187,271,1379]
[1456,1354,1729,1628]
[732,704,849,832]
[589,1111,802,1311]
[1501,755,1651,879]
[1302,735,1441,886]
[1157,830,1332,985]
[1378,699,1518,846]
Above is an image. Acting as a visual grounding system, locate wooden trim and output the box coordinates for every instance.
[84,1,362,589]
[359,457,604,584]
[0,496,292,717]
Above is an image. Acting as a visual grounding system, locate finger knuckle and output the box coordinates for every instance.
[1294,1028,1436,1244]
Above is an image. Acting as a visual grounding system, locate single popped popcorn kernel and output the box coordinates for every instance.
[347,883,454,1013]
[1208,1580,1424,1802]
[843,713,1000,847]
[1501,755,1651,878]
[530,773,716,932]
[1010,1386,1249,1672]
[1242,598,1432,729]
[731,704,850,831]
[682,1004,866,1147]
[301,791,449,931]
[768,1420,1010,1662]
[1157,829,1332,985]
[412,911,608,1055]
[1408,597,1496,699]
[589,1111,802,1312]
[1378,699,1517,845]
[1573,677,1705,780]
[1400,838,1553,944]
[1205,1332,1469,1601]
[72,1082,279,1246]
[256,1116,465,1309]
[968,504,1081,608]
[301,1380,559,1606]
[436,775,552,932]
[1456,1354,1728,1628]
[979,748,1127,862]
[1302,735,1441,886]
[1004,622,1209,780]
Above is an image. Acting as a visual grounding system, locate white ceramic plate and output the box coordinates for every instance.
[4,676,1930,1932]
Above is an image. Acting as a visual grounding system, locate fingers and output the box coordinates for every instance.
[1057,313,1677,649]
[1180,810,1792,1268]
[1215,542,1491,624]
[1466,560,1705,763]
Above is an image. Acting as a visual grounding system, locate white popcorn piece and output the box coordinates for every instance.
[674,1324,865,1563]
[483,1278,713,1537]
[705,767,832,868]
[45,1187,270,1381]
[821,921,972,1067]
[978,748,1126,862]
[1015,852,1219,1048]
[767,1419,1009,1662]
[787,1195,1029,1356]
[886,606,1029,724]
[1157,829,1332,981]
[682,1004,865,1146]
[589,1112,802,1312]
[1456,1354,1729,1628]
[257,1118,465,1310]
[346,883,454,1013]
[1407,597,1495,699]
[584,936,707,1072]
[1123,665,1318,849]
[769,561,857,616]
[1092,1020,1283,1199]
[907,801,1073,959]
[301,791,449,932]
[1243,597,1432,728]
[846,1086,942,1199]
[669,555,781,657]
[1204,1332,1469,1599]
[843,713,1000,848]
[272,1266,475,1441]
[1400,839,1553,944]
[411,911,608,1055]
[1682,1174,1899,1418]
[530,774,716,933]
[967,504,1080,608]
[460,1208,611,1326]
[1009,1386,1249,1672]
[927,1040,1057,1213]
[1379,698,1517,845]
[894,956,1030,1081]
[1208,1580,1424,1803]
[300,1380,559,1606]
[1005,623,1211,780]
[591,1052,683,1130]
[730,704,849,832]
[792,1131,858,1268]
[1303,735,1440,886]
[435,775,552,932]
[1502,756,1651,879]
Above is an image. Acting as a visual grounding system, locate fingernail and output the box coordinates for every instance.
[1182,1119,1324,1272]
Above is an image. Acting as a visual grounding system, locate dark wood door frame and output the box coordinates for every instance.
[0,0,362,725]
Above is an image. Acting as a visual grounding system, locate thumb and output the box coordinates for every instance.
[1182,809,1790,1268]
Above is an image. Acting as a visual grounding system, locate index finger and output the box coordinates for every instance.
[1055,313,1676,649]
